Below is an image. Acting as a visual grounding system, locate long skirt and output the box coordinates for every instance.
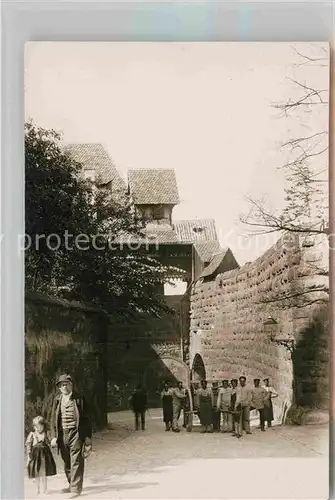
[27,441,57,479]
[199,402,212,426]
[162,396,173,423]
[264,399,274,422]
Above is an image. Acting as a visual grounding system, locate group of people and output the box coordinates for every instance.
[160,376,278,437]
[25,373,278,497]
[26,374,92,498]
[128,380,189,433]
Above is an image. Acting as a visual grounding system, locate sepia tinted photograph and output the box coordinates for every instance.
[24,42,329,499]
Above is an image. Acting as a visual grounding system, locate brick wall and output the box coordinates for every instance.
[190,233,329,423]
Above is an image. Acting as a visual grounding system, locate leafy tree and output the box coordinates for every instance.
[25,121,184,317]
[240,44,329,309]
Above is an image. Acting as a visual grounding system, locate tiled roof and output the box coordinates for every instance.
[174,219,218,243]
[135,223,179,244]
[64,143,127,191]
[114,224,179,246]
[128,169,180,205]
[128,219,222,252]
[200,248,239,279]
[194,241,222,263]
[62,145,223,260]
[200,249,229,279]
[144,223,179,244]
[131,220,222,249]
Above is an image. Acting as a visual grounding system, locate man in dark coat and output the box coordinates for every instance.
[211,381,221,432]
[50,374,92,499]
[130,383,147,431]
[230,379,238,434]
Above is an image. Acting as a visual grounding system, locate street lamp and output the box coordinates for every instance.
[263,316,295,353]
[263,316,278,342]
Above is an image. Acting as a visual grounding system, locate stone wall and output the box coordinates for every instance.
[25,293,108,435]
[26,290,190,428]
[189,233,329,423]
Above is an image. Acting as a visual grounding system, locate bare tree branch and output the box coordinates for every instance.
[240,197,328,235]
[287,78,328,103]
[258,286,329,304]
[273,72,328,116]
[280,147,328,170]
[281,131,328,150]
[290,45,329,67]
[241,45,329,310]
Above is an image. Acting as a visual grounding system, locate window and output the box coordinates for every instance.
[153,205,165,220]
[139,206,153,220]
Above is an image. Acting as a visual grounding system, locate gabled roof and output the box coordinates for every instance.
[174,219,218,243]
[128,169,180,205]
[62,144,223,257]
[64,143,127,192]
[200,248,239,280]
[194,241,222,263]
[200,249,229,278]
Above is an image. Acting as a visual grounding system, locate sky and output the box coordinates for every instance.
[24,42,329,265]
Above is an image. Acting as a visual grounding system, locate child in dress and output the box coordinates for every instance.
[25,416,57,496]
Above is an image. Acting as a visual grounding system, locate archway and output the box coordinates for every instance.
[191,353,206,382]
[143,356,190,407]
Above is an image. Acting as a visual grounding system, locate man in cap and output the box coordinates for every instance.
[50,374,92,498]
[251,378,267,432]
[233,376,252,437]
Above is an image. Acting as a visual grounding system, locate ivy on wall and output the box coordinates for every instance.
[25,294,108,435]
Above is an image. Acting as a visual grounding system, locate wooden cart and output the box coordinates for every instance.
[184,384,201,432]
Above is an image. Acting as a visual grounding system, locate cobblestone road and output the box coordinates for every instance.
[25,409,329,499]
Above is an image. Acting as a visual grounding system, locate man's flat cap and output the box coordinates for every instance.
[56,374,73,386]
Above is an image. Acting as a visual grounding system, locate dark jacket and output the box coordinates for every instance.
[51,392,92,442]
[130,390,147,413]
[230,390,237,411]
